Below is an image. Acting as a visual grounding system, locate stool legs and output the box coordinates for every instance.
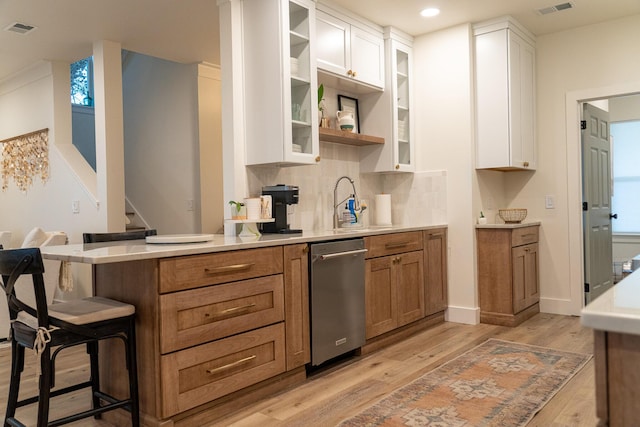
[126,318,140,427]
[87,341,102,419]
[36,346,52,427]
[5,341,24,426]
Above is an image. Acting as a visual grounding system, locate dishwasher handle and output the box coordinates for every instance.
[317,248,368,261]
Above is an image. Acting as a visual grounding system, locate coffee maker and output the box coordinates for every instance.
[261,184,302,234]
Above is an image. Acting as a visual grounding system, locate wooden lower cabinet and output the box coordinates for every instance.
[477,225,540,326]
[365,232,425,339]
[160,323,286,418]
[283,243,310,370]
[424,228,448,316]
[94,244,309,425]
[594,329,640,426]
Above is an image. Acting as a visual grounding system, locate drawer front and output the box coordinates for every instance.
[365,231,423,258]
[511,226,539,247]
[159,275,285,354]
[160,323,286,418]
[159,246,283,293]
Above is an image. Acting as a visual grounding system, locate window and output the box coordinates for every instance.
[70,56,93,106]
[611,120,640,233]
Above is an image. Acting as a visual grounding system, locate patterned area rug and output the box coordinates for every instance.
[340,339,591,427]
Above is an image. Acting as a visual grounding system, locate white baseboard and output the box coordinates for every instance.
[445,305,480,325]
[540,297,580,316]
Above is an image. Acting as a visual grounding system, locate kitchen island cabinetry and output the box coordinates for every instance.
[364,231,425,339]
[283,243,310,370]
[93,245,308,425]
[474,17,536,171]
[42,225,447,425]
[582,271,640,426]
[477,224,540,326]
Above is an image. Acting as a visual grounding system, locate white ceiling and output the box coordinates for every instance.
[1,0,640,84]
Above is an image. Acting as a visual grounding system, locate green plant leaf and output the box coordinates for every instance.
[318,84,324,107]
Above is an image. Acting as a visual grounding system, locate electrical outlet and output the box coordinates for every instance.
[72,200,80,214]
[545,195,555,209]
[186,199,194,211]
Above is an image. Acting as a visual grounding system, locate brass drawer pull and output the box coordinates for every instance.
[385,241,411,250]
[206,355,257,375]
[219,303,256,315]
[204,263,254,275]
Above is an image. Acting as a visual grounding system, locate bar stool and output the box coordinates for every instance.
[0,247,139,427]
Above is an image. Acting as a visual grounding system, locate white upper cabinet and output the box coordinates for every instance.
[315,8,384,91]
[360,28,414,173]
[243,0,319,166]
[474,17,536,171]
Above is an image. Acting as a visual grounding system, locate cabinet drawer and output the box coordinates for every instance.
[159,246,284,293]
[511,226,539,247]
[365,231,423,258]
[160,323,286,418]
[159,275,285,353]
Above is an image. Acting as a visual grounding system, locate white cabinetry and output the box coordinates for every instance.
[360,27,414,173]
[315,7,384,90]
[243,0,319,166]
[474,18,536,171]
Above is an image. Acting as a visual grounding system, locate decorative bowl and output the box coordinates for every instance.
[498,208,527,224]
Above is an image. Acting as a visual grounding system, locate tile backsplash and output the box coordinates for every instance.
[246,143,447,231]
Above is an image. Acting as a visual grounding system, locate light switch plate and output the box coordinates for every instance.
[545,195,555,209]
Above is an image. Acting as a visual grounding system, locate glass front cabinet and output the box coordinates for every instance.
[360,27,414,173]
[244,0,319,166]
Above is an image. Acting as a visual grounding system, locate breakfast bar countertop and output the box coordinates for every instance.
[581,269,640,336]
[40,224,447,264]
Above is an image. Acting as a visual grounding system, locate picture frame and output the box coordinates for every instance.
[337,95,360,133]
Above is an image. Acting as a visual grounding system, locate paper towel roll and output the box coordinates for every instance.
[244,198,261,220]
[374,194,392,225]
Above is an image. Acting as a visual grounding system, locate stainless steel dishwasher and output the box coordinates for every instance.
[310,238,367,366]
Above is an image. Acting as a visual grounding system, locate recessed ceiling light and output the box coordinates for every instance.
[420,8,440,18]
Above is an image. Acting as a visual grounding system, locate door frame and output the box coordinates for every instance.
[566,81,640,315]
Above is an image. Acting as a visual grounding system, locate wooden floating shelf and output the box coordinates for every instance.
[318,127,384,146]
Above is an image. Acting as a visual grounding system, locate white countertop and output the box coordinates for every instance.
[475,221,541,229]
[40,224,446,264]
[581,269,640,335]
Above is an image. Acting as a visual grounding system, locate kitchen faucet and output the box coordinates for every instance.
[333,175,360,229]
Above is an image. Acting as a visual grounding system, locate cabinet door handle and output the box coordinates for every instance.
[395,164,400,170]
[217,303,256,316]
[204,263,254,275]
[315,155,321,162]
[206,355,256,375]
[523,161,530,167]
[385,241,411,250]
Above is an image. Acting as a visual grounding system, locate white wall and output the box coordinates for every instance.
[122,52,201,234]
[522,14,640,314]
[0,61,100,300]
[413,24,478,324]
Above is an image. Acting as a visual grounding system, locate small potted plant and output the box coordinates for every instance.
[478,211,487,225]
[228,200,246,220]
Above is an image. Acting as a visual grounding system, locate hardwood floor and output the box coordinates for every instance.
[0,313,597,426]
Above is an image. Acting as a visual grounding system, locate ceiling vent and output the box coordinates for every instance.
[537,2,574,15]
[3,22,38,35]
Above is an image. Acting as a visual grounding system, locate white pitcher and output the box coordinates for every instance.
[336,110,355,132]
